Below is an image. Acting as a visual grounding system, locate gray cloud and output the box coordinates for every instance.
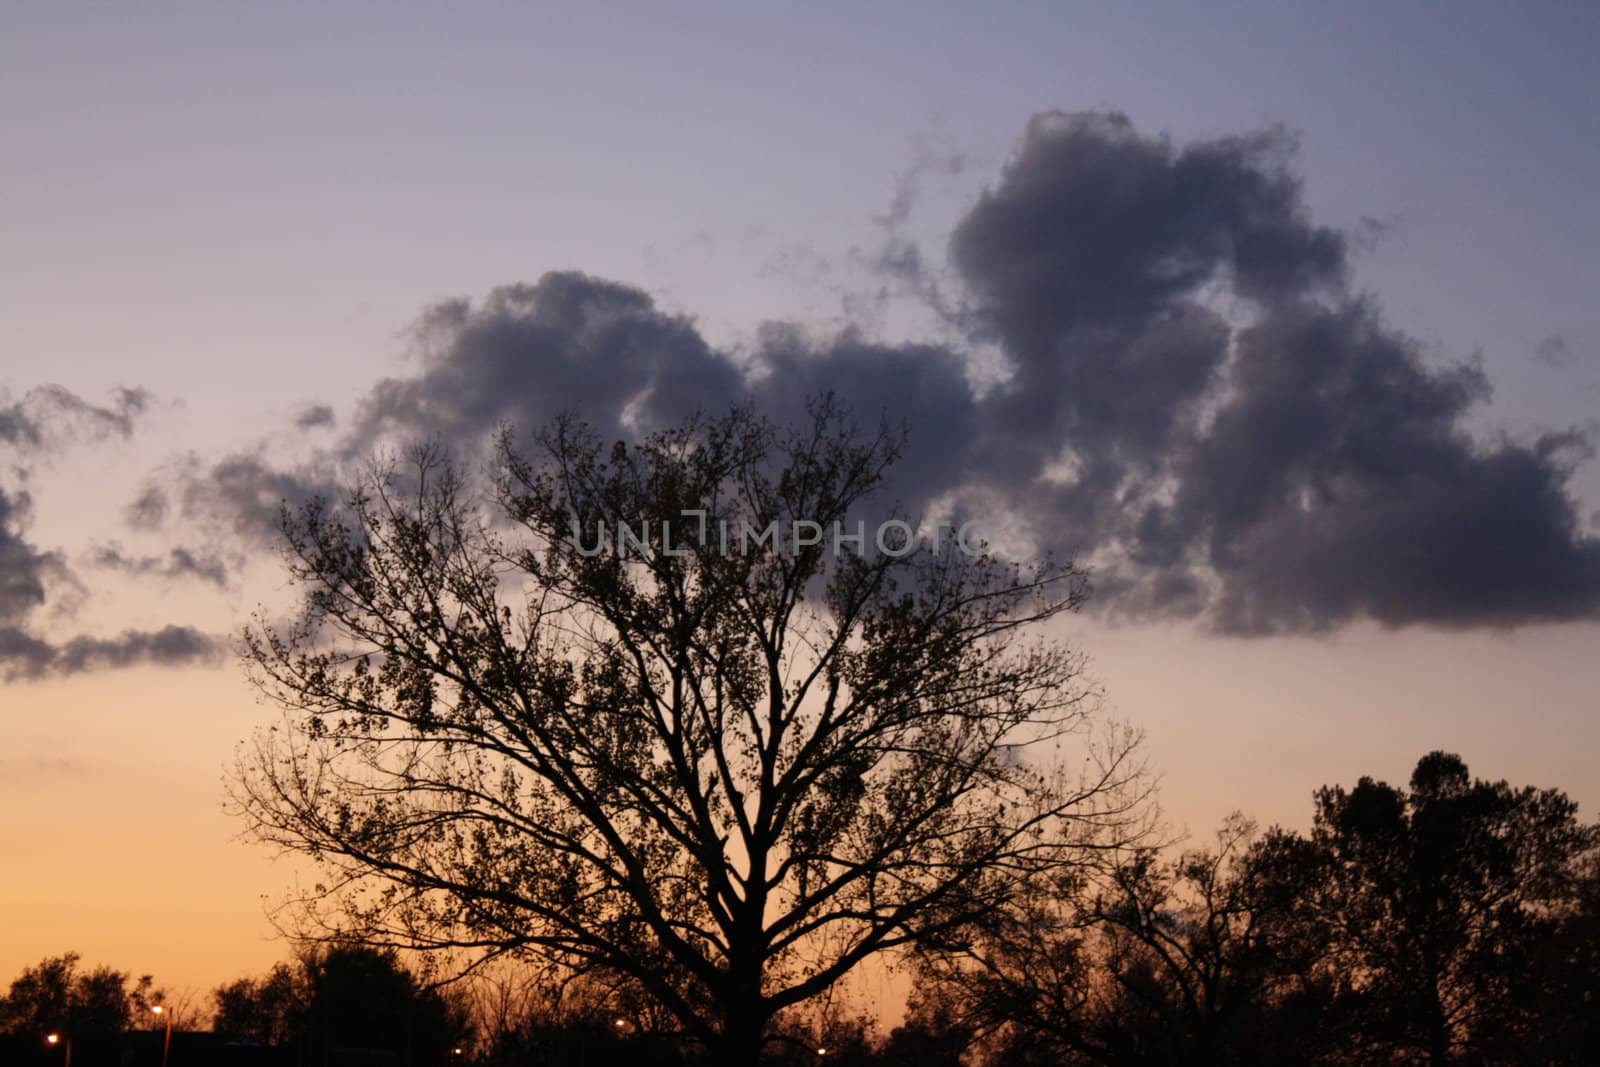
[0,622,225,682]
[87,543,232,588]
[1534,332,1585,370]
[126,448,346,551]
[124,483,169,530]
[0,488,62,626]
[154,110,1600,635]
[349,275,747,451]
[0,384,149,455]
[293,403,337,430]
[179,451,341,544]
[48,624,225,677]
[0,386,226,680]
[0,625,58,680]
[1,385,156,630]
[938,112,1600,631]
[1137,305,1600,630]
[138,277,747,559]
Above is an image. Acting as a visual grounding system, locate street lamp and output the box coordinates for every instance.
[46,1031,72,1067]
[151,1005,173,1067]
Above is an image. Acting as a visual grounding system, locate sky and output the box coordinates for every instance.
[3,1,1599,1007]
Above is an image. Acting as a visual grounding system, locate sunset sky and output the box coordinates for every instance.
[3,3,1599,1007]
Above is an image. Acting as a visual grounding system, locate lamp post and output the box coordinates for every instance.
[46,1031,72,1067]
[151,1005,173,1067]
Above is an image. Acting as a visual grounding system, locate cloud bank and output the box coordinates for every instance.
[143,111,1600,635]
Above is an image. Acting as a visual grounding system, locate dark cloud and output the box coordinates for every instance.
[293,403,337,430]
[48,625,225,677]
[0,385,149,454]
[0,621,225,681]
[951,113,1345,342]
[935,113,1600,631]
[745,323,981,510]
[1,385,155,629]
[0,625,57,679]
[124,483,169,530]
[1134,303,1600,631]
[87,543,231,588]
[127,449,345,550]
[349,274,745,451]
[152,110,1600,635]
[0,488,62,625]
[180,451,341,544]
[138,276,748,561]
[0,385,225,681]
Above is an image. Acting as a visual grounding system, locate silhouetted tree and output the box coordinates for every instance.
[766,1008,877,1067]
[468,970,565,1065]
[231,399,1150,1066]
[212,944,471,1062]
[912,817,1323,1065]
[0,952,148,1040]
[464,962,691,1065]
[1291,751,1600,1064]
[0,953,160,1067]
[212,962,299,1045]
[1521,845,1600,1060]
[916,751,1600,1066]
[876,1006,972,1067]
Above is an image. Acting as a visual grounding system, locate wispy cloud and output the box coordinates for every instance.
[0,386,228,680]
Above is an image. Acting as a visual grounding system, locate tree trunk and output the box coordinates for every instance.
[713,995,769,1067]
[712,1022,767,1067]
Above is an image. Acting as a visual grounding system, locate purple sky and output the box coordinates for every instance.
[2,1,1598,1000]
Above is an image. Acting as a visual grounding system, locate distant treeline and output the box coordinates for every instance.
[4,750,1597,1065]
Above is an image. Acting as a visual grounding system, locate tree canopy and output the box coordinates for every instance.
[232,399,1149,1066]
[0,952,150,1040]
[910,750,1600,1065]
[213,944,471,1060]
